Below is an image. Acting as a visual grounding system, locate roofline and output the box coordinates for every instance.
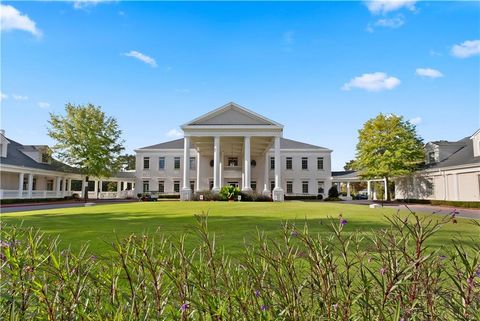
[470,128,480,139]
[180,102,284,129]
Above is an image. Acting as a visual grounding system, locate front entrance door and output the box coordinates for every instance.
[227,181,239,188]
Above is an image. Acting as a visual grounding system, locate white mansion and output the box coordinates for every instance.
[134,103,333,201]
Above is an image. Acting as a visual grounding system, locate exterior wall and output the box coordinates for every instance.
[395,165,480,202]
[135,149,198,195]
[1,172,19,189]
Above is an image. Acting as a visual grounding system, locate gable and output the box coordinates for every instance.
[184,102,283,127]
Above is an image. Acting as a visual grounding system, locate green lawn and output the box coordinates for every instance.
[2,202,478,256]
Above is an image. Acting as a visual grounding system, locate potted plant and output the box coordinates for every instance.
[219,185,240,201]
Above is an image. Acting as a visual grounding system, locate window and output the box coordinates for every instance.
[158,181,165,193]
[190,181,195,191]
[426,179,434,196]
[270,157,275,170]
[302,157,308,170]
[286,157,292,170]
[143,157,150,169]
[190,157,196,170]
[270,181,275,192]
[47,180,54,191]
[143,180,149,193]
[302,181,309,194]
[41,152,50,163]
[317,181,325,194]
[209,180,214,190]
[251,181,257,191]
[228,157,238,167]
[32,178,36,190]
[286,181,293,194]
[428,151,436,164]
[173,181,180,193]
[23,177,28,190]
[158,157,165,170]
[317,157,324,170]
[174,157,181,170]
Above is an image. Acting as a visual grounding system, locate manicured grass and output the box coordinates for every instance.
[2,202,478,256]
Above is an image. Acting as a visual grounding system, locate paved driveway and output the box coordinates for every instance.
[1,200,135,214]
[342,200,480,220]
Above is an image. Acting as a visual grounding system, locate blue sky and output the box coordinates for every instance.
[1,1,479,170]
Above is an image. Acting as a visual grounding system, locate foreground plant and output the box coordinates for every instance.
[1,211,479,320]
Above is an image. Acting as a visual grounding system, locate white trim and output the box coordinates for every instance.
[181,102,284,128]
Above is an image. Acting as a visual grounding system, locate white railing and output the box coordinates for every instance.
[0,190,74,200]
[1,189,134,200]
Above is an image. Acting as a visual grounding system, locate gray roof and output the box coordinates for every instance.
[332,170,360,179]
[139,137,329,151]
[0,137,80,173]
[139,138,184,150]
[114,171,136,179]
[426,136,479,169]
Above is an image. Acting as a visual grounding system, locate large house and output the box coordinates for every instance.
[395,129,480,202]
[0,130,135,200]
[134,103,333,201]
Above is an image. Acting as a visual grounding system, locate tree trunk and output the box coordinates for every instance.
[385,177,391,202]
[84,176,89,203]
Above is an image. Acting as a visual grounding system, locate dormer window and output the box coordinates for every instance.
[41,152,51,163]
[427,151,436,164]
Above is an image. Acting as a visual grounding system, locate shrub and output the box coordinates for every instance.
[284,194,318,201]
[219,185,240,201]
[193,190,222,201]
[328,185,339,198]
[239,191,272,202]
[1,212,479,320]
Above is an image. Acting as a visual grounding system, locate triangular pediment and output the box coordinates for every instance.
[183,102,283,127]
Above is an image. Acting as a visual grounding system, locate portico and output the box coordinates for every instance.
[180,103,285,201]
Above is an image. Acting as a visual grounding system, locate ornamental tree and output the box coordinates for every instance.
[354,113,424,201]
[48,103,125,201]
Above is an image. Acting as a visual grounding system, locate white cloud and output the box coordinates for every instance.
[409,117,422,125]
[124,50,157,67]
[0,4,41,37]
[283,30,295,45]
[375,15,405,28]
[429,50,442,57]
[166,128,183,138]
[415,68,444,78]
[13,94,28,100]
[365,0,417,15]
[0,91,7,101]
[37,102,50,109]
[342,72,401,92]
[451,40,480,58]
[175,88,190,93]
[73,0,112,10]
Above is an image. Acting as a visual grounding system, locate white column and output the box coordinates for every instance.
[346,182,351,198]
[181,136,192,201]
[273,136,284,201]
[196,150,201,191]
[93,179,98,199]
[18,172,25,198]
[219,151,224,189]
[212,136,221,192]
[27,174,33,198]
[243,136,252,191]
[263,152,269,195]
[56,177,61,197]
[81,180,87,198]
[63,177,68,196]
[367,180,372,200]
[68,178,72,192]
[383,178,388,200]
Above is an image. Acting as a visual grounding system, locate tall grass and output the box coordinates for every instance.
[1,211,479,320]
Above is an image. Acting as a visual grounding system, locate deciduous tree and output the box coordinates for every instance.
[48,103,125,201]
[354,113,424,201]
